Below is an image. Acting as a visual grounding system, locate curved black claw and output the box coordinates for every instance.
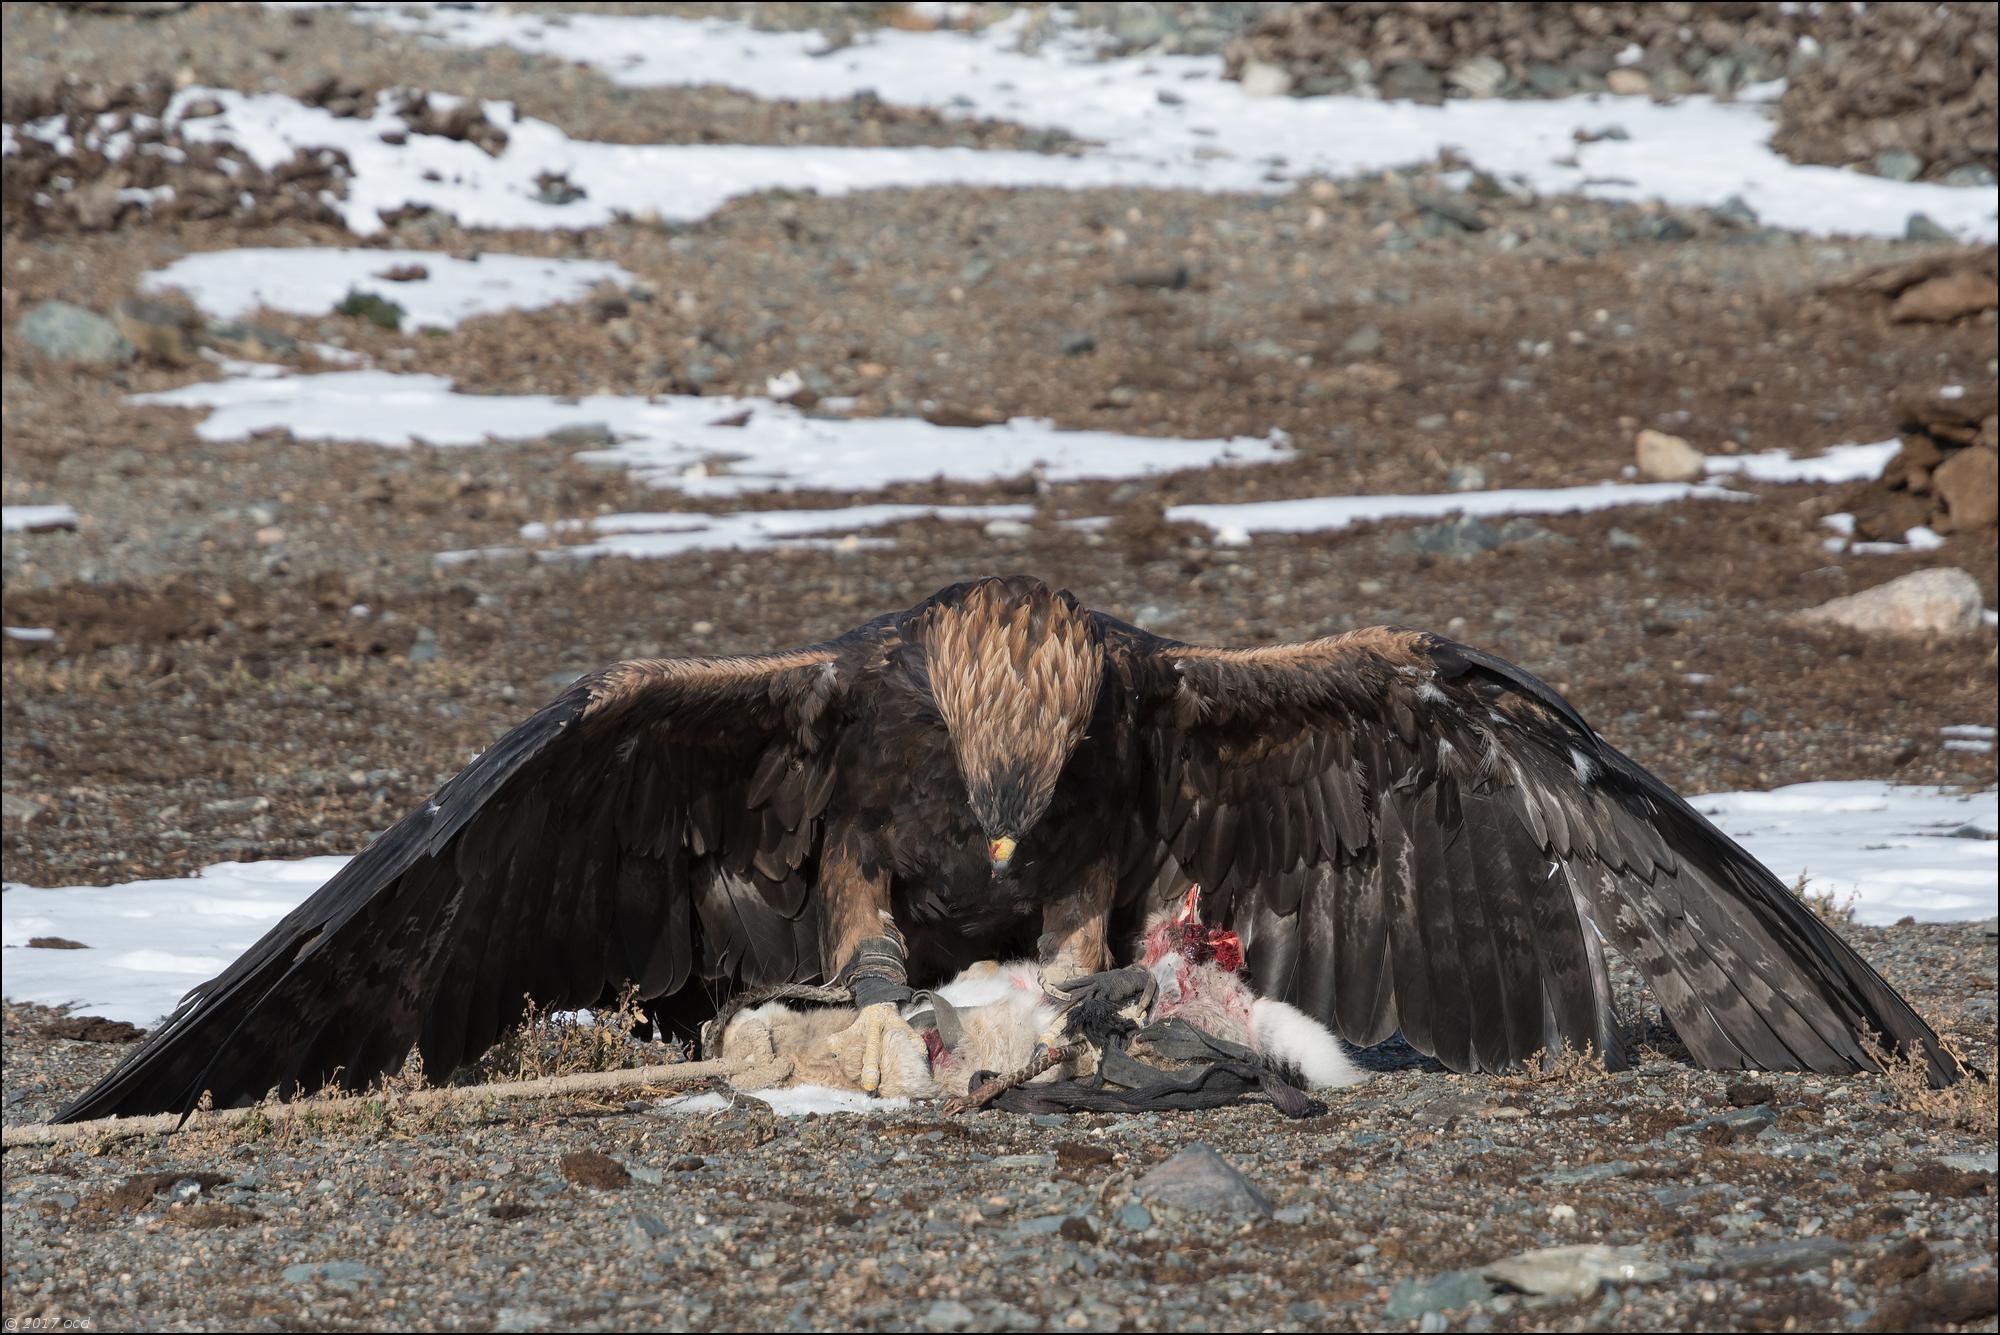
[1046,965,1155,1051]
[1047,965,1154,1010]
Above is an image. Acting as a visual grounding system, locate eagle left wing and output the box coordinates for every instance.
[1102,618,1963,1085]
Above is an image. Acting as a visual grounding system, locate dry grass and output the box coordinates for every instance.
[1493,1038,1614,1088]
[476,984,666,1084]
[1791,871,1859,928]
[1860,1032,1998,1135]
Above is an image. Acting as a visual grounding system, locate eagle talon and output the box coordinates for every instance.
[855,1002,899,1095]
[1045,964,1154,1011]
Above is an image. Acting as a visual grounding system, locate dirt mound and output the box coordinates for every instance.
[1832,378,2000,542]
[1771,3,1999,183]
[1225,2,1997,183]
[1883,384,2000,537]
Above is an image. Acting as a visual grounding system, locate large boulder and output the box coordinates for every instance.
[1792,568,1986,638]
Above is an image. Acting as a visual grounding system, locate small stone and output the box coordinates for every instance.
[1483,1245,1669,1299]
[1792,568,1985,638]
[116,298,199,365]
[1874,150,1924,182]
[1714,1238,1853,1276]
[1134,1143,1273,1218]
[1635,429,1705,482]
[1669,1103,1778,1139]
[1607,527,1642,550]
[1388,515,1552,560]
[1904,213,1955,243]
[1118,265,1189,292]
[18,301,135,365]
[1415,192,1485,232]
[1942,165,1998,188]
[533,172,586,205]
[4,794,46,825]
[1446,463,1486,492]
[1447,56,1507,98]
[1933,446,1997,529]
[1238,61,1292,98]
[1384,1269,1495,1320]
[1939,1152,1999,1173]
[1341,324,1383,357]
[1115,1203,1152,1231]
[923,1299,976,1331]
[1524,62,1574,95]
[1415,413,1449,431]
[547,422,616,448]
[1606,68,1650,96]
[1058,331,1096,356]
[282,1261,382,1286]
[1651,65,1693,98]
[1380,62,1445,105]
[1890,271,1997,324]
[1714,195,1760,227]
[983,519,1032,540]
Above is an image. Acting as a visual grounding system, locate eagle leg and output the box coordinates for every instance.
[1036,855,1119,997]
[820,825,912,1010]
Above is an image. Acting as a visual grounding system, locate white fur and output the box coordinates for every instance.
[930,958,1043,1010]
[1250,997,1369,1088]
[719,930,1371,1100]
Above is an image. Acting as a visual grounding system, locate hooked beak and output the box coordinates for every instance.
[988,836,1017,879]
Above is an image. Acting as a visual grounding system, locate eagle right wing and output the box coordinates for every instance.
[1104,617,1965,1085]
[56,644,856,1123]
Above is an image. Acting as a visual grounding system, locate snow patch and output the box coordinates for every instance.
[1702,440,1901,485]
[1694,782,1999,925]
[1166,480,1749,538]
[131,370,1291,496]
[653,1087,910,1117]
[337,7,1999,242]
[1,505,78,534]
[143,248,635,329]
[2,856,353,1026]
[441,503,1037,564]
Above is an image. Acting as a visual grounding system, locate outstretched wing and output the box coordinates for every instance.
[56,644,856,1122]
[1105,618,1962,1085]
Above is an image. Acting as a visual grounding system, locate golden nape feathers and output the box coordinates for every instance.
[917,578,1103,836]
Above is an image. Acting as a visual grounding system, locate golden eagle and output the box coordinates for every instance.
[57,574,1961,1121]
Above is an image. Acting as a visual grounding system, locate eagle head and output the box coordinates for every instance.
[914,577,1103,875]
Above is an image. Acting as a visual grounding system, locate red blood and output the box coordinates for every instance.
[1207,928,1244,975]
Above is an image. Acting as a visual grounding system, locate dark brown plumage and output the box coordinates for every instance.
[57,575,1963,1122]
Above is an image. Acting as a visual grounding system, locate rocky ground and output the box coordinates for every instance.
[2,918,1996,1334]
[3,2,1997,1331]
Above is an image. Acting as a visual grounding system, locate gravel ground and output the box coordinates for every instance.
[4,3,1997,1330]
[3,920,1995,1333]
